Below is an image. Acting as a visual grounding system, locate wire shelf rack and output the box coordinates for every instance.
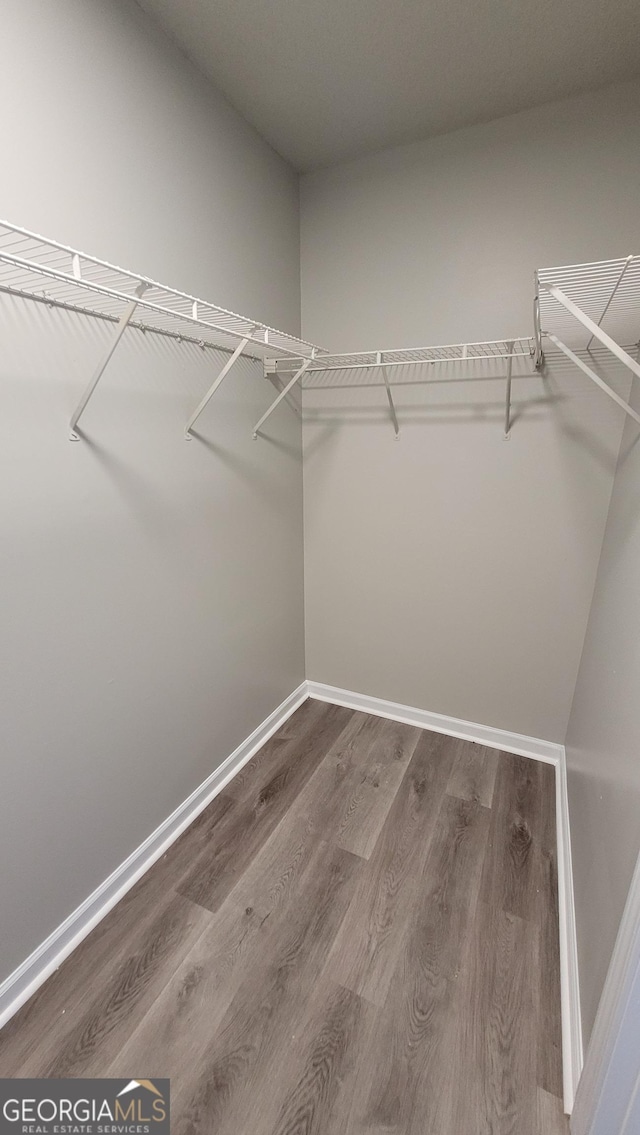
[535,254,640,428]
[0,220,322,362]
[265,338,535,387]
[537,255,640,352]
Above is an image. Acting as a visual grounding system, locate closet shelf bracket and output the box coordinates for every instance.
[69,282,149,440]
[378,353,400,437]
[253,357,313,439]
[504,341,515,439]
[185,336,251,439]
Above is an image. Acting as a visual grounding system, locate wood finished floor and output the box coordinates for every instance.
[0,699,568,1134]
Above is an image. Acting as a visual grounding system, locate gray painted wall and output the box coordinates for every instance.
[300,82,640,742]
[565,375,640,1045]
[0,1,304,985]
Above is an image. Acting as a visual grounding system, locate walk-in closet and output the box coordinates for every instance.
[1,3,639,1134]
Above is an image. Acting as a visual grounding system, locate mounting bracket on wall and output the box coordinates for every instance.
[535,255,640,426]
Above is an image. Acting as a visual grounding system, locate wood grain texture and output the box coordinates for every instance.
[264,979,376,1135]
[0,793,233,1077]
[537,1087,569,1133]
[171,841,361,1135]
[327,729,456,1006]
[4,894,212,1079]
[176,701,353,912]
[479,752,543,920]
[227,697,325,800]
[0,702,565,1132]
[333,718,421,858]
[344,794,492,1134]
[446,738,499,807]
[447,901,539,1135]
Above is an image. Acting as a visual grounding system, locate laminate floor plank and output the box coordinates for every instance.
[251,978,378,1135]
[107,733,375,1084]
[326,729,456,1006]
[446,901,539,1135]
[0,708,565,1134]
[13,894,212,1079]
[0,793,234,1077]
[334,718,422,859]
[228,711,387,918]
[107,896,273,1081]
[176,702,354,913]
[446,738,499,807]
[344,794,491,1134]
[169,841,362,1135]
[479,752,544,920]
[537,1088,569,1134]
[226,697,326,800]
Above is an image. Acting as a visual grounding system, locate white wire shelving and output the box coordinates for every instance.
[259,257,640,439]
[3,217,639,441]
[259,339,535,439]
[0,220,324,438]
[535,255,640,426]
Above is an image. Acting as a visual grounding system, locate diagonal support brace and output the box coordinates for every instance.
[543,284,640,382]
[252,357,312,439]
[504,341,515,439]
[547,333,640,427]
[184,336,250,439]
[69,282,148,440]
[379,354,399,437]
[266,372,302,418]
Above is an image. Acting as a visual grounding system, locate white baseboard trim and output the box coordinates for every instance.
[555,747,583,1114]
[306,681,564,764]
[0,681,308,1033]
[306,680,582,1113]
[571,851,640,1134]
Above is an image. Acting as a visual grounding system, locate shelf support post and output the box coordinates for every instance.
[69,283,148,440]
[252,357,312,439]
[547,333,640,427]
[379,353,400,437]
[504,341,515,439]
[184,336,250,439]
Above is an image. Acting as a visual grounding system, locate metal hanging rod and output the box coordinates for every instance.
[535,254,640,427]
[0,219,324,437]
[0,281,264,360]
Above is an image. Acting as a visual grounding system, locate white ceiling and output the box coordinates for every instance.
[136,0,640,172]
